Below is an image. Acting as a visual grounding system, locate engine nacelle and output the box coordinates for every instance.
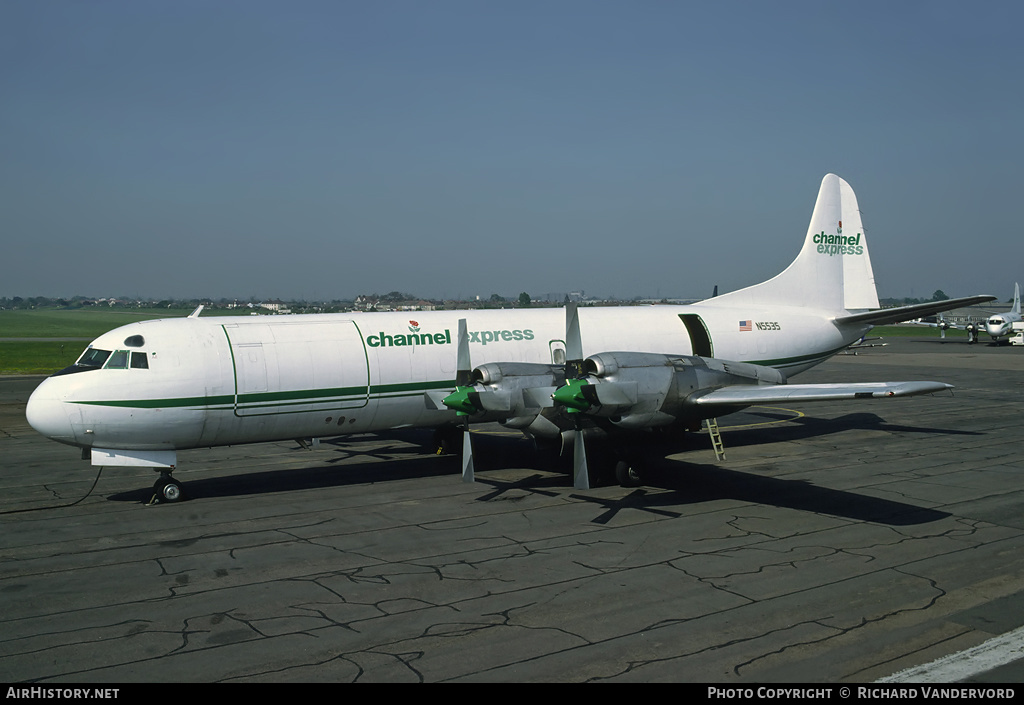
[576,352,786,427]
[443,361,560,423]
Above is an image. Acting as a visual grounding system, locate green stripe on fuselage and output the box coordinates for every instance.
[71,380,456,410]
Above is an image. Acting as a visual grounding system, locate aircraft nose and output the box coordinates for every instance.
[26,378,78,445]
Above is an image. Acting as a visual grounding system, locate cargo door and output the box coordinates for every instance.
[679,314,714,357]
[224,323,272,416]
[226,320,369,416]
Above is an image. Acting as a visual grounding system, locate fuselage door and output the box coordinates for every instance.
[679,314,714,357]
[235,344,268,395]
[226,320,369,416]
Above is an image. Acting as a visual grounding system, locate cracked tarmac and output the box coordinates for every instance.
[1,337,1023,683]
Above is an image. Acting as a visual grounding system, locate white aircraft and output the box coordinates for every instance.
[26,174,996,502]
[911,313,958,339]
[984,283,1021,343]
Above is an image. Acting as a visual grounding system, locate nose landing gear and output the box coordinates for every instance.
[148,473,184,505]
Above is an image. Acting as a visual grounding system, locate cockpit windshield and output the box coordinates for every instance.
[989,318,1004,326]
[79,348,112,368]
[52,346,150,377]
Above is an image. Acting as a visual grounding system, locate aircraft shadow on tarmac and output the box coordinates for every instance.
[106,418,953,528]
[719,410,982,449]
[571,462,950,528]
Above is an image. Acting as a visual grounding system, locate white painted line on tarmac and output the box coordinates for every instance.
[878,626,1024,683]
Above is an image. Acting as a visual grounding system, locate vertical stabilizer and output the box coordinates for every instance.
[703,174,879,313]
[839,178,879,310]
[1013,282,1021,316]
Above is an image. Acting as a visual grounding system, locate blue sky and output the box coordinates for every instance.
[2,1,1021,303]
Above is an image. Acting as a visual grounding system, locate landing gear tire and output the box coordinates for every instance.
[615,460,643,488]
[150,475,184,504]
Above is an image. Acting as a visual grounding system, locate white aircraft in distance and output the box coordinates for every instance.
[27,175,997,503]
[984,283,1021,343]
[911,313,958,339]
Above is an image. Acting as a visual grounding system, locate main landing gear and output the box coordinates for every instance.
[614,459,644,488]
[148,472,184,505]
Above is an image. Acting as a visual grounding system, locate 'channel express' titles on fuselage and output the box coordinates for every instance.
[813,231,864,256]
[366,326,535,348]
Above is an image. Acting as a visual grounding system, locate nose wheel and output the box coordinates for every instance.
[148,473,184,505]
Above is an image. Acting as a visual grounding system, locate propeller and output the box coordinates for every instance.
[559,303,590,490]
[441,319,476,483]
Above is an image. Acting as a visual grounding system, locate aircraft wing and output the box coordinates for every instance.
[691,381,953,407]
[834,295,996,327]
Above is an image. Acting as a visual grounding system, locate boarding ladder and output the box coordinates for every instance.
[705,418,726,461]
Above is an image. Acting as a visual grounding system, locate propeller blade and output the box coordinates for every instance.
[442,386,479,415]
[573,426,590,490]
[454,319,475,482]
[461,418,474,483]
[565,302,584,378]
[455,318,472,386]
[552,377,593,413]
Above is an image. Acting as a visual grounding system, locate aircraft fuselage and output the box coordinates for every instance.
[26,305,864,454]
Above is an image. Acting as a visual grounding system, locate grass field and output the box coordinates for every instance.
[870,325,968,339]
[0,341,86,375]
[0,307,249,374]
[0,308,198,338]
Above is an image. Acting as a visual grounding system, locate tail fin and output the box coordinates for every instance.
[1013,282,1021,316]
[703,174,879,312]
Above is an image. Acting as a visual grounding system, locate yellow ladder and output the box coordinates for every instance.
[705,418,726,461]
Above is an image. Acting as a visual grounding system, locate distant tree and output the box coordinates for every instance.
[518,292,531,308]
[931,290,950,301]
[489,293,506,303]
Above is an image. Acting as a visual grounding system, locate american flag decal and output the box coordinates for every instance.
[739,320,752,331]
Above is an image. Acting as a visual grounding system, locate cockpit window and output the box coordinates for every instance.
[105,350,129,369]
[990,318,1004,325]
[52,345,152,377]
[78,348,112,368]
[124,335,145,348]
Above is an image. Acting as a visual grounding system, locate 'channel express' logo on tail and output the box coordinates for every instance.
[366,324,535,348]
[813,229,864,257]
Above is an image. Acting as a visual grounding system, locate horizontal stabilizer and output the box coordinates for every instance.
[693,381,953,406]
[836,295,996,327]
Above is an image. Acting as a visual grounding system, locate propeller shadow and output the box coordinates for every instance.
[628,458,947,526]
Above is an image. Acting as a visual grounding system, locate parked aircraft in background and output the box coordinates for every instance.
[985,283,1021,343]
[26,175,996,502]
[912,313,959,339]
